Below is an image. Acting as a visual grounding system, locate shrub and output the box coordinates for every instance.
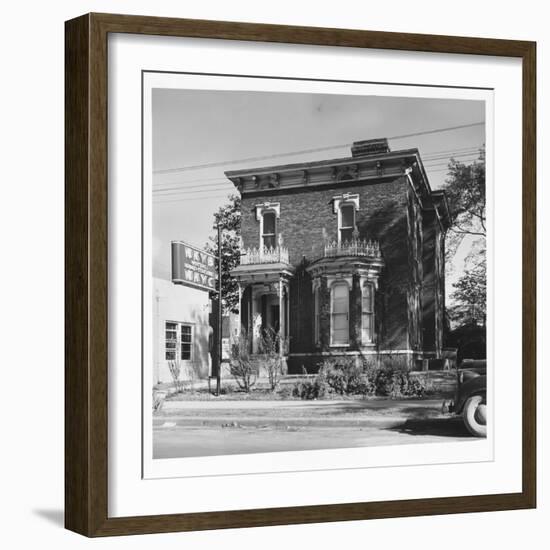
[229,331,257,392]
[152,390,165,411]
[277,384,294,399]
[257,327,283,392]
[167,360,184,394]
[371,364,426,398]
[321,358,375,396]
[291,356,426,400]
[404,376,427,397]
[292,374,329,400]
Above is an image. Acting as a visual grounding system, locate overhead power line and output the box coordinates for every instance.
[153,160,477,201]
[153,193,232,204]
[153,159,486,198]
[152,143,482,186]
[154,185,232,196]
[153,181,234,192]
[153,122,485,175]
[152,157,482,197]
[152,148,483,194]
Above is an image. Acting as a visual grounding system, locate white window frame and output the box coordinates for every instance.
[165,321,193,362]
[332,194,360,244]
[261,210,277,250]
[164,321,178,361]
[361,281,375,345]
[312,280,321,346]
[338,203,356,244]
[255,202,281,251]
[329,280,350,346]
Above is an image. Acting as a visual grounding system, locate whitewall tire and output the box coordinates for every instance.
[463,394,487,437]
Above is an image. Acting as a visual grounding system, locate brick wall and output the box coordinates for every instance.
[241,177,415,355]
[241,177,407,265]
[422,209,437,351]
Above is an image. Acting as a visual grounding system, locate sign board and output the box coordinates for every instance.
[171,241,217,292]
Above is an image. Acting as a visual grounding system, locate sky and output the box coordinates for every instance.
[151,88,485,297]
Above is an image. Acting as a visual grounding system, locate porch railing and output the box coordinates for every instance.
[240,245,290,265]
[324,239,381,258]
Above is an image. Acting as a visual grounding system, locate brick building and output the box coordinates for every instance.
[228,138,450,372]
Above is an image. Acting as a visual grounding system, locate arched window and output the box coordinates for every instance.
[313,285,320,346]
[331,282,349,345]
[339,203,355,243]
[362,282,375,344]
[262,211,276,249]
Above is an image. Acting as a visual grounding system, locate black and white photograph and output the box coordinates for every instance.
[148,80,489,463]
[1,0,542,545]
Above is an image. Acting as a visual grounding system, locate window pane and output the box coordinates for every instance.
[181,325,192,342]
[331,283,349,344]
[166,351,176,361]
[333,297,348,315]
[341,205,354,228]
[362,314,373,342]
[314,288,320,344]
[181,343,191,360]
[333,286,348,305]
[263,212,276,234]
[333,313,348,330]
[166,322,177,330]
[362,284,373,313]
[263,234,276,249]
[340,228,353,243]
[332,319,349,344]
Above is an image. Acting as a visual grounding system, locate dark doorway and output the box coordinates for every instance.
[271,305,280,333]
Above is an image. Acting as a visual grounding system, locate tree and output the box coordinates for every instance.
[444,148,486,327]
[448,263,487,327]
[205,194,242,313]
[444,147,486,240]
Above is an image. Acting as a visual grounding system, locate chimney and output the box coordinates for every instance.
[351,138,390,157]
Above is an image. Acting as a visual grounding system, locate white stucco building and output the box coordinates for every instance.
[152,241,213,385]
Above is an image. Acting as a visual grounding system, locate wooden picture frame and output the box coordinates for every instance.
[65,12,536,537]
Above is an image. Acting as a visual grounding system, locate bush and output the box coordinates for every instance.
[371,364,426,398]
[277,384,294,399]
[257,327,283,392]
[322,358,375,396]
[229,331,257,392]
[290,356,426,400]
[292,373,329,400]
[167,360,184,394]
[152,389,165,411]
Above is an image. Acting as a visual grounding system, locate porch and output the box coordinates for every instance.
[230,244,294,355]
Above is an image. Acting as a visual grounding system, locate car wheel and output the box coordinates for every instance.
[463,395,487,437]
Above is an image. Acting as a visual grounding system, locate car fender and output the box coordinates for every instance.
[455,375,486,414]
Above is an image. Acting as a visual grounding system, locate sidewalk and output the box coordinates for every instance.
[161,397,444,410]
[155,398,449,429]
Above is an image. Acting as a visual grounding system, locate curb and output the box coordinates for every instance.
[153,415,450,430]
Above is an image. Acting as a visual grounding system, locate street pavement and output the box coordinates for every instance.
[153,398,473,458]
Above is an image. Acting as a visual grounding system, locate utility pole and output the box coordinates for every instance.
[216,224,223,396]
